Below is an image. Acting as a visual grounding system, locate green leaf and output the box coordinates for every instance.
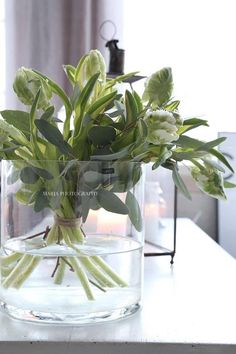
[165,100,180,111]
[0,120,29,146]
[152,147,172,170]
[125,90,138,125]
[183,118,209,127]
[133,91,143,113]
[29,89,45,160]
[106,71,139,88]
[0,144,20,153]
[97,190,129,215]
[91,144,132,161]
[87,91,117,117]
[63,64,76,85]
[70,83,81,108]
[7,169,20,185]
[126,191,142,231]
[32,166,54,180]
[35,119,74,156]
[88,125,116,146]
[33,69,72,140]
[81,196,91,223]
[15,187,36,205]
[137,119,148,139]
[143,67,173,106]
[74,72,100,112]
[196,137,226,151]
[176,135,204,149]
[172,165,191,200]
[83,171,104,188]
[75,53,88,82]
[40,106,55,121]
[210,148,234,173]
[0,110,30,135]
[111,162,142,193]
[33,70,72,112]
[20,167,39,184]
[224,180,236,188]
[173,150,207,160]
[34,189,49,212]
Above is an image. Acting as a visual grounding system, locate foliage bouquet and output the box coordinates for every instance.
[0,49,232,323]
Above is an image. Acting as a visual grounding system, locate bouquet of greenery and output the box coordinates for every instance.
[0,49,233,299]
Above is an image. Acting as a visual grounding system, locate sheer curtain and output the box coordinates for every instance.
[5,0,124,108]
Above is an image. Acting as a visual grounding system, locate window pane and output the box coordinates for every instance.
[124,0,236,137]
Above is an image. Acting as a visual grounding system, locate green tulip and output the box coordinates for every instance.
[76,50,106,86]
[144,109,180,144]
[191,165,226,200]
[13,67,52,110]
[142,67,173,107]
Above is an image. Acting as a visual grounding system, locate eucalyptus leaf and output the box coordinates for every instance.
[172,165,191,200]
[20,167,39,184]
[7,169,20,185]
[0,110,30,135]
[83,171,104,188]
[97,190,129,215]
[88,125,116,147]
[35,119,74,156]
[34,189,49,212]
[32,166,54,180]
[126,191,142,231]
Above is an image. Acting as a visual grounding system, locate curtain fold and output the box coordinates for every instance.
[5,0,123,108]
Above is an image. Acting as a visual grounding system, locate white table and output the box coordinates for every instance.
[1,218,236,354]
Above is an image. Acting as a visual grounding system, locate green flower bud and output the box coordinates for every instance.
[144,109,180,144]
[13,67,52,110]
[143,67,173,107]
[77,49,106,85]
[191,165,226,200]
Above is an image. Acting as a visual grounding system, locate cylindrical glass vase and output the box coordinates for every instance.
[0,160,145,324]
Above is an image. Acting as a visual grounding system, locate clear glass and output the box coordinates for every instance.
[0,160,145,324]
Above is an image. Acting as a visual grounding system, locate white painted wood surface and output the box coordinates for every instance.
[1,218,236,354]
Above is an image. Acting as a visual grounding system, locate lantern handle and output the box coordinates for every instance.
[99,20,117,42]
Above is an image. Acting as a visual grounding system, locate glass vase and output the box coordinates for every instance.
[0,160,145,324]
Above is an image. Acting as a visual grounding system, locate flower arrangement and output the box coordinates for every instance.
[0,49,233,302]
